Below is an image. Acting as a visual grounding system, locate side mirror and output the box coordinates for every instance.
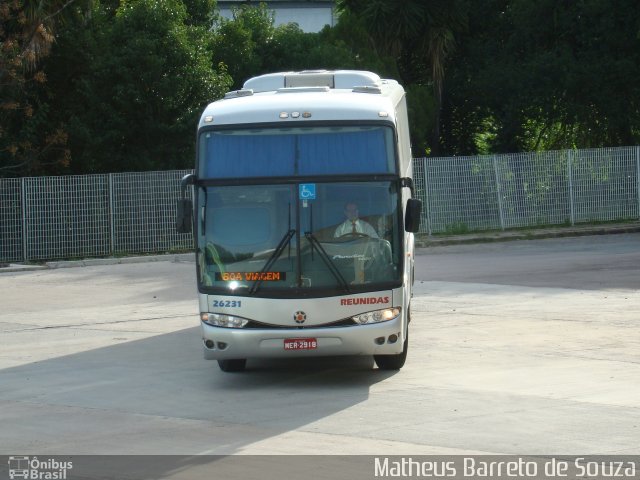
[176,173,196,234]
[176,199,193,234]
[405,198,422,233]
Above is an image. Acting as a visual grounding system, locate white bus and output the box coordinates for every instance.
[177,70,422,372]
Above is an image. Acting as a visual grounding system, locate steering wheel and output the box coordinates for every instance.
[338,232,370,239]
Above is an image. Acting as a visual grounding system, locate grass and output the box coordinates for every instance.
[416,218,639,246]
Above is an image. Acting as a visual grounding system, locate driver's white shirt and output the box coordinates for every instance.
[334,219,379,238]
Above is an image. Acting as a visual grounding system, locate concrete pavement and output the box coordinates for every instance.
[0,233,638,455]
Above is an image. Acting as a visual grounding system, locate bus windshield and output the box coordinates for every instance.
[198,125,396,178]
[197,181,402,296]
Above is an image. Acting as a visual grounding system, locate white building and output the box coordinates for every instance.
[217,0,336,33]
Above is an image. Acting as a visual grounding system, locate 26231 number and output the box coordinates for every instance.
[212,300,242,308]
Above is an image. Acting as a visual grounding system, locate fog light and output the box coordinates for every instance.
[217,342,228,350]
[388,334,398,344]
[204,339,215,349]
[375,337,385,345]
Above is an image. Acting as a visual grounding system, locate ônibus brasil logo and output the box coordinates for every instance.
[8,456,73,480]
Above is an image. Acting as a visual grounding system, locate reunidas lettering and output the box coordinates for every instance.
[341,296,390,306]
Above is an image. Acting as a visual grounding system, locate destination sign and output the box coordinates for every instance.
[215,272,287,282]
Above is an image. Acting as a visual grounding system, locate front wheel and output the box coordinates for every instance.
[374,330,408,370]
[218,359,246,372]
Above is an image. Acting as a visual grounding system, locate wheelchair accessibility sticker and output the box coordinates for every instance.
[299,184,316,200]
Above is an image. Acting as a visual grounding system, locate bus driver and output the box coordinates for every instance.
[334,202,379,238]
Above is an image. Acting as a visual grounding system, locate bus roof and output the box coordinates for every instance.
[199,70,405,129]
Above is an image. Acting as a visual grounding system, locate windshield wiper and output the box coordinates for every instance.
[249,229,296,295]
[305,232,350,293]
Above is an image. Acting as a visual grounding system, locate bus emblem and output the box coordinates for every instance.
[294,311,307,324]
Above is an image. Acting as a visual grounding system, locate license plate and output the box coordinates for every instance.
[284,338,317,350]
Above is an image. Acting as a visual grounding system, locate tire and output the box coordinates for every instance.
[218,359,246,372]
[374,330,408,370]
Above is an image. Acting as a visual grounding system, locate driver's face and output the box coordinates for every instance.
[344,204,358,220]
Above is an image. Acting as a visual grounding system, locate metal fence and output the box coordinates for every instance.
[1,146,639,263]
[414,146,640,235]
[0,170,193,263]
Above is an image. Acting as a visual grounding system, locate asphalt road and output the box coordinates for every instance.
[415,233,640,290]
[0,233,638,459]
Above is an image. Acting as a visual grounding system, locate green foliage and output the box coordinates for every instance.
[43,0,231,173]
[406,84,436,156]
[211,4,396,89]
[4,0,640,177]
[0,0,92,176]
[212,4,275,89]
[314,11,398,77]
[182,0,218,25]
[337,0,467,154]
[443,222,470,235]
[443,0,640,155]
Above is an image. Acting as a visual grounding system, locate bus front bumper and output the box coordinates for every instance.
[200,317,405,360]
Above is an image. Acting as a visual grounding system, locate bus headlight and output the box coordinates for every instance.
[352,307,400,325]
[201,312,249,328]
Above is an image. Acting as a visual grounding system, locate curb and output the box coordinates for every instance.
[416,222,640,247]
[46,253,195,269]
[0,253,195,274]
[0,264,48,273]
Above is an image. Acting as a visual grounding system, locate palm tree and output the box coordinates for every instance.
[336,0,465,155]
[0,0,90,175]
[2,0,89,81]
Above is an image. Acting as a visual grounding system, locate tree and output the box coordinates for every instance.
[443,0,640,155]
[211,3,275,89]
[43,0,232,173]
[336,0,466,154]
[211,3,396,88]
[0,0,90,176]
